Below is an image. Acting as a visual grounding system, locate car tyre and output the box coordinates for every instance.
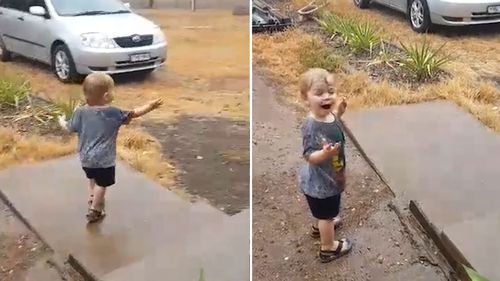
[353,0,370,9]
[52,44,83,83]
[0,36,12,62]
[408,0,433,33]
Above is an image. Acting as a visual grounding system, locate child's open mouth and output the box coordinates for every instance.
[321,104,332,110]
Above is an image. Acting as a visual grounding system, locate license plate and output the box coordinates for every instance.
[487,5,500,14]
[130,53,150,62]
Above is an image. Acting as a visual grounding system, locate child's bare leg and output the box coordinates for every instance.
[318,219,335,250]
[314,217,341,229]
[88,179,95,204]
[91,185,106,212]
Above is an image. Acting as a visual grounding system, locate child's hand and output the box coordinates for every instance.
[322,142,340,157]
[58,114,68,130]
[149,99,163,110]
[334,97,347,117]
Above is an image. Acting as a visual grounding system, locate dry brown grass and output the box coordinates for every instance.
[117,127,175,186]
[253,2,500,132]
[0,127,75,170]
[253,29,319,99]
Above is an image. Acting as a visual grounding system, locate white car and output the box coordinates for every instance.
[353,0,500,33]
[0,0,167,83]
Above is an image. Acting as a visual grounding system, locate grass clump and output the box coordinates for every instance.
[0,76,30,108]
[298,39,342,72]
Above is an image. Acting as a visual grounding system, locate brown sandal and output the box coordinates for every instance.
[86,208,105,223]
[319,238,352,263]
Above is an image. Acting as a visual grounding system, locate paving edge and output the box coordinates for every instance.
[0,188,99,281]
[341,119,474,281]
[340,119,396,197]
[68,254,100,281]
[409,200,473,281]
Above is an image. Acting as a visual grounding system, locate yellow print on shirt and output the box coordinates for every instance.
[332,155,343,172]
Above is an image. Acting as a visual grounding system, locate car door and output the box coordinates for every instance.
[20,0,52,63]
[391,0,406,12]
[0,0,32,57]
[373,0,391,6]
[0,0,17,51]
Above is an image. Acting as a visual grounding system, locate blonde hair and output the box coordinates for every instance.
[82,72,114,101]
[299,68,335,100]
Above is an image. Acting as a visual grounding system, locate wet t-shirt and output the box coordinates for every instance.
[298,114,346,199]
[67,105,131,168]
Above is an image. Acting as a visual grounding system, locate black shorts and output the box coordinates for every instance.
[82,166,115,187]
[305,193,341,220]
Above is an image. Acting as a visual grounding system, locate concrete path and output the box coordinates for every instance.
[0,156,249,281]
[344,101,500,280]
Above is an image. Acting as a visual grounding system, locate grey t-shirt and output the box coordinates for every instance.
[67,105,131,168]
[298,114,346,199]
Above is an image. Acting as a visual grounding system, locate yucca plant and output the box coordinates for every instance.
[347,21,381,54]
[298,39,341,72]
[317,12,354,40]
[317,12,380,54]
[0,76,30,109]
[464,266,489,281]
[400,40,452,81]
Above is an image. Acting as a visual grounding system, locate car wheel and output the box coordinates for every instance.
[0,36,12,62]
[52,44,82,83]
[408,0,433,33]
[353,0,370,9]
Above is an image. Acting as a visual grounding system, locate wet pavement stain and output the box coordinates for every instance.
[143,115,249,215]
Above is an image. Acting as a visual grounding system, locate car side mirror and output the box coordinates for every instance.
[29,6,46,17]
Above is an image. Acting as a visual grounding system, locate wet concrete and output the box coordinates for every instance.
[345,101,500,280]
[0,156,249,281]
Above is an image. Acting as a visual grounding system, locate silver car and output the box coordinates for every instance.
[353,0,500,33]
[0,0,167,83]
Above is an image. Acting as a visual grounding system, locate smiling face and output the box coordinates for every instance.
[300,69,337,119]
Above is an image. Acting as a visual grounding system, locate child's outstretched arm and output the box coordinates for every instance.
[129,99,163,119]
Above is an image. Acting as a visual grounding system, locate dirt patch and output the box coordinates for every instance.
[142,115,249,215]
[208,76,249,92]
[0,200,82,281]
[252,73,455,281]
